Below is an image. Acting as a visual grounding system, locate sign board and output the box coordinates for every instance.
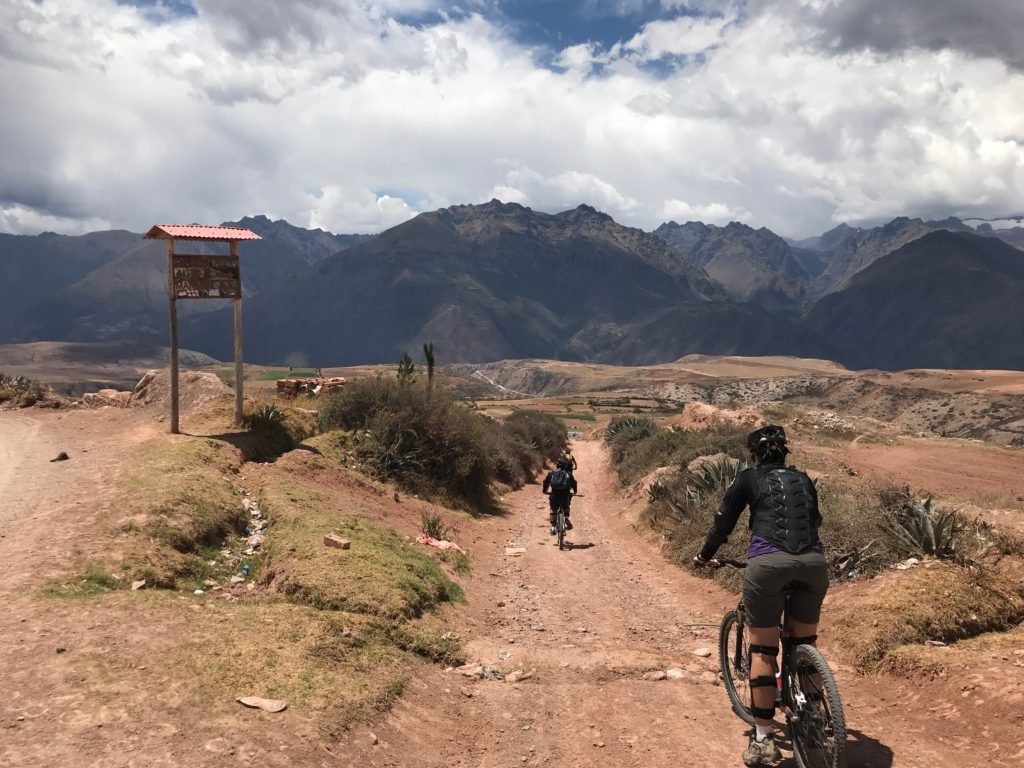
[171,254,241,299]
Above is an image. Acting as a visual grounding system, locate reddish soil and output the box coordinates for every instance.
[2,412,1023,766]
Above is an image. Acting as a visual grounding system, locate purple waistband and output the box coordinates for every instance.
[747,536,823,559]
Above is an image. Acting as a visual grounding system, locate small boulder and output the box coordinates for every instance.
[237,696,287,713]
[324,534,351,550]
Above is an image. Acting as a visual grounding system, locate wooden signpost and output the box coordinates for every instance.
[144,224,262,433]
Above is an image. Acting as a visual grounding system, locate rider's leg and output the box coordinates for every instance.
[747,625,780,728]
[784,618,818,642]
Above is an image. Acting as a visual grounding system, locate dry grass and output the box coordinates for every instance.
[180,601,460,727]
[43,406,470,729]
[112,438,246,588]
[829,562,1024,673]
[260,478,466,619]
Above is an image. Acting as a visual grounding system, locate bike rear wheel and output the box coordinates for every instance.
[788,644,846,768]
[557,509,566,550]
[719,608,755,725]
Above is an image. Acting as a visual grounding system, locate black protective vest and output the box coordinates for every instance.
[749,464,819,554]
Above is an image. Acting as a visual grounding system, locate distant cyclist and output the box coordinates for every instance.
[693,425,828,767]
[560,449,578,472]
[543,457,577,534]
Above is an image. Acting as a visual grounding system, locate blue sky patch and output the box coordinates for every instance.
[116,0,197,19]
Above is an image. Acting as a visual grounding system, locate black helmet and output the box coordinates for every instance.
[747,425,788,459]
[556,457,571,471]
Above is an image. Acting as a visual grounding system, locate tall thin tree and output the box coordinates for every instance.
[423,341,436,391]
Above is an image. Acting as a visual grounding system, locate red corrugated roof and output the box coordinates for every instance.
[144,224,262,241]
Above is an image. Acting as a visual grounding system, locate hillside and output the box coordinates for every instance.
[0,229,142,336]
[806,230,1024,370]
[4,217,369,344]
[184,201,831,365]
[654,220,813,311]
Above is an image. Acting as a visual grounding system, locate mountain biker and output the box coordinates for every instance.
[692,425,827,767]
[560,449,578,472]
[543,457,577,535]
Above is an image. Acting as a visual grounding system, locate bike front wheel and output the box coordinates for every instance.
[788,644,846,768]
[719,608,755,725]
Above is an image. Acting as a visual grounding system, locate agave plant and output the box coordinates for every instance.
[0,373,32,390]
[884,496,962,558]
[687,456,746,496]
[605,416,658,442]
[247,403,285,431]
[647,456,747,522]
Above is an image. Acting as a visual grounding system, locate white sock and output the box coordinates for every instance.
[755,724,773,741]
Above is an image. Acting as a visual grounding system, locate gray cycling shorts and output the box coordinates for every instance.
[743,550,829,628]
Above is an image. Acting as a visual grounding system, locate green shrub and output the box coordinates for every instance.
[883,495,960,558]
[317,378,565,510]
[607,421,748,485]
[247,403,285,430]
[0,373,49,407]
[420,511,458,541]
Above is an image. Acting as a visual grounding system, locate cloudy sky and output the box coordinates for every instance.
[1,0,1023,237]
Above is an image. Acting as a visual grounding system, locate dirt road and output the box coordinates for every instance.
[341,441,894,768]
[343,440,1024,768]
[2,412,1021,766]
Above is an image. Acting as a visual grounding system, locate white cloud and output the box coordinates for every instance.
[623,14,732,60]
[488,166,639,215]
[306,187,416,232]
[0,0,1022,239]
[662,199,749,224]
[0,205,111,236]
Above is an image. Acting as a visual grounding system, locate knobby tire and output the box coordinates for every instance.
[789,644,846,768]
[557,508,566,550]
[719,609,755,725]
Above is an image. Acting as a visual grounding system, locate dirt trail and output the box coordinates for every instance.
[345,440,1024,768]
[338,440,742,767]
[341,442,895,768]
[2,413,1021,766]
[0,409,149,588]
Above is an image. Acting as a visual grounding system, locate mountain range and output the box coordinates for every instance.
[2,203,1022,370]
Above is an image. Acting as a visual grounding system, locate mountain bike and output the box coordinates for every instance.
[554,504,569,550]
[714,558,846,768]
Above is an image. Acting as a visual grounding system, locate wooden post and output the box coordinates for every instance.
[166,239,180,434]
[232,240,244,427]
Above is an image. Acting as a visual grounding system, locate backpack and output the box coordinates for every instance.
[550,468,571,491]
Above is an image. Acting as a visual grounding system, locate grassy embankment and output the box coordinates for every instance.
[44,375,565,723]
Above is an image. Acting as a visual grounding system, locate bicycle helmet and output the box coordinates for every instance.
[556,457,572,471]
[746,424,788,461]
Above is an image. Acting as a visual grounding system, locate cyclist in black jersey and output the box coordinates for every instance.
[694,425,828,766]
